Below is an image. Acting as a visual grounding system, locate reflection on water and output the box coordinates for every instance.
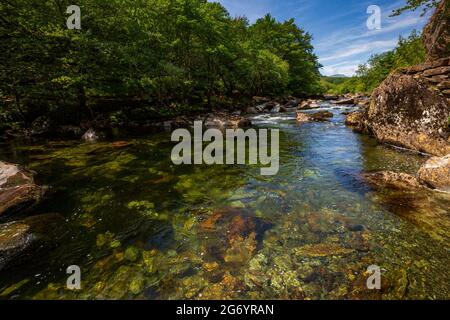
[0,104,449,300]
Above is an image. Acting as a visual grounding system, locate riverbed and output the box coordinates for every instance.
[0,102,449,299]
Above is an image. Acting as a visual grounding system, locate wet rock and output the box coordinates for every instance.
[308,111,333,121]
[252,96,270,104]
[333,97,355,105]
[296,112,311,123]
[417,154,450,192]
[282,99,299,109]
[270,105,281,113]
[298,100,320,110]
[82,128,104,142]
[362,171,424,191]
[297,111,333,123]
[0,161,45,217]
[0,213,65,271]
[279,105,289,113]
[245,107,259,114]
[204,113,251,129]
[198,207,273,264]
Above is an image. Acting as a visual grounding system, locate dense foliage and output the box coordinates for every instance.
[322,31,426,94]
[0,0,321,129]
[391,0,440,16]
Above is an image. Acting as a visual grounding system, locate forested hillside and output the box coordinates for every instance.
[322,30,426,94]
[0,0,321,130]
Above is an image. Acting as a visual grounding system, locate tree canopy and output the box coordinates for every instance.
[0,0,321,129]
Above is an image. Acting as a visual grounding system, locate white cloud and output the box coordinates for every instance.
[319,39,398,63]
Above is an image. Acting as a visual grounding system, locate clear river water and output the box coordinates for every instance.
[0,102,449,299]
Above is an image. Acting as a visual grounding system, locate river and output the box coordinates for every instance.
[0,102,449,299]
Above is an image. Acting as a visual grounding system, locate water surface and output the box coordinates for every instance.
[0,103,449,299]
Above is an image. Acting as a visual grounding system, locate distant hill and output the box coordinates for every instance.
[329,74,348,78]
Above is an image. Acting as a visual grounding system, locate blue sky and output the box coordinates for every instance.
[215,0,431,76]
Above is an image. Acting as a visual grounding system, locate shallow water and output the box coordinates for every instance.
[0,103,449,300]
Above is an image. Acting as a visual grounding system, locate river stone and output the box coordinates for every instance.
[362,171,424,191]
[0,161,45,217]
[417,154,450,192]
[0,213,65,271]
[308,111,333,121]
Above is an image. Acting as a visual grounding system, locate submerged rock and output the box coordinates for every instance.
[0,161,45,217]
[293,243,354,257]
[362,171,424,191]
[0,213,65,271]
[417,154,450,192]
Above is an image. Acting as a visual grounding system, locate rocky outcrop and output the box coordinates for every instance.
[296,111,333,123]
[0,213,65,271]
[366,1,450,156]
[417,154,450,192]
[367,70,450,156]
[422,0,450,61]
[0,161,45,217]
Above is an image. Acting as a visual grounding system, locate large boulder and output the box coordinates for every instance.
[417,154,450,192]
[422,0,450,62]
[366,0,450,156]
[367,72,450,156]
[0,161,45,217]
[0,213,65,271]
